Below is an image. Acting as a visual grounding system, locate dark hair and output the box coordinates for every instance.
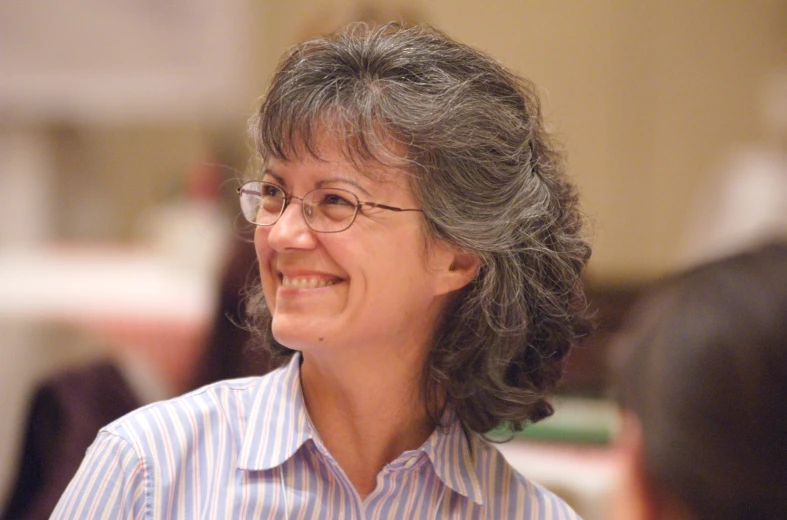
[610,241,787,520]
[246,22,591,434]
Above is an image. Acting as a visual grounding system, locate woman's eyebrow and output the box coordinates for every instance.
[315,178,373,198]
[261,169,285,185]
[263,169,373,198]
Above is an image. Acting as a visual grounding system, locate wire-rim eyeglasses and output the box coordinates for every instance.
[237,180,424,233]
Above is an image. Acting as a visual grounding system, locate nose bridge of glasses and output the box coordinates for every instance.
[281,193,316,222]
[270,192,306,227]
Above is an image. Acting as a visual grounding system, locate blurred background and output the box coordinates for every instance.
[1,1,786,519]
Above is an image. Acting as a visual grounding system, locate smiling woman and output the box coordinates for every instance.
[51,22,591,520]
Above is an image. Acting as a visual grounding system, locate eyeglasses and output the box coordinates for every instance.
[237,181,424,233]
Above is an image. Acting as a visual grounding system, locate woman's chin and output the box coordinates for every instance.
[271,316,331,351]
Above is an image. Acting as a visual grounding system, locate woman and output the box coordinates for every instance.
[53,23,590,519]
[610,242,787,520]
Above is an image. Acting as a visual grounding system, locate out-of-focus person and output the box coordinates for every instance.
[609,241,787,520]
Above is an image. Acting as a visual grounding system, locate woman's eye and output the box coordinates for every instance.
[262,184,283,197]
[321,193,353,206]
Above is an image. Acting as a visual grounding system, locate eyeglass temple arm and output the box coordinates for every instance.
[361,202,424,213]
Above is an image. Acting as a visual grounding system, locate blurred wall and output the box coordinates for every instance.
[253,0,787,280]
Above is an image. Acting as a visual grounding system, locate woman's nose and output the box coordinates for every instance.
[265,199,317,251]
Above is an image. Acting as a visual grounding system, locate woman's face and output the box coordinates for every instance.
[254,139,461,358]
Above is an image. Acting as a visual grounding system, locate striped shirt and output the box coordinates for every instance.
[51,354,581,519]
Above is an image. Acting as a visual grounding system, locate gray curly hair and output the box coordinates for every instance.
[246,22,591,434]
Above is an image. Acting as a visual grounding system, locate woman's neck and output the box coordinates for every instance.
[299,347,436,499]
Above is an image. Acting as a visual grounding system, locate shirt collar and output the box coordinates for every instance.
[422,409,485,505]
[237,353,312,471]
[237,353,484,505]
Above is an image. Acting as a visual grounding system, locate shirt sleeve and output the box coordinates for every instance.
[50,430,147,520]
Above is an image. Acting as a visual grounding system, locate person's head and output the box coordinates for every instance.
[610,241,787,520]
[244,22,590,434]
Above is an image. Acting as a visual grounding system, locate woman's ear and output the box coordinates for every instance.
[431,244,481,296]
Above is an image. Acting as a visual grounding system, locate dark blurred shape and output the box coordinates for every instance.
[1,233,268,520]
[560,281,645,396]
[609,241,787,520]
[188,233,269,388]
[1,363,139,520]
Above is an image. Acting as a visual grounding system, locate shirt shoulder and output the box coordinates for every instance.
[51,366,297,519]
[470,436,583,520]
[101,372,276,462]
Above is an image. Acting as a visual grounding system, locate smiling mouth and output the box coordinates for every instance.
[280,275,341,289]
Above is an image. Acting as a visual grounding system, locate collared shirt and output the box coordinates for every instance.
[51,354,581,519]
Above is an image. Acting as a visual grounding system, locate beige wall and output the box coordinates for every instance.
[435,1,786,280]
[250,0,787,280]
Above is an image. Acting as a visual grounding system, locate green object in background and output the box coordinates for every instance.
[488,397,620,445]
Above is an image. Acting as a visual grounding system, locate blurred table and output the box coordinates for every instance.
[0,242,215,401]
[0,244,214,322]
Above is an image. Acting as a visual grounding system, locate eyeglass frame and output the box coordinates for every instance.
[237,180,424,233]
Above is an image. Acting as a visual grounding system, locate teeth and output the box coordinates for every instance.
[281,276,338,289]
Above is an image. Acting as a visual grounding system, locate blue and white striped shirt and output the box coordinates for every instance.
[52,354,581,519]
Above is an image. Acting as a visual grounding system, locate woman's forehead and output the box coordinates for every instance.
[264,112,410,169]
[270,157,411,193]
[265,130,411,186]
